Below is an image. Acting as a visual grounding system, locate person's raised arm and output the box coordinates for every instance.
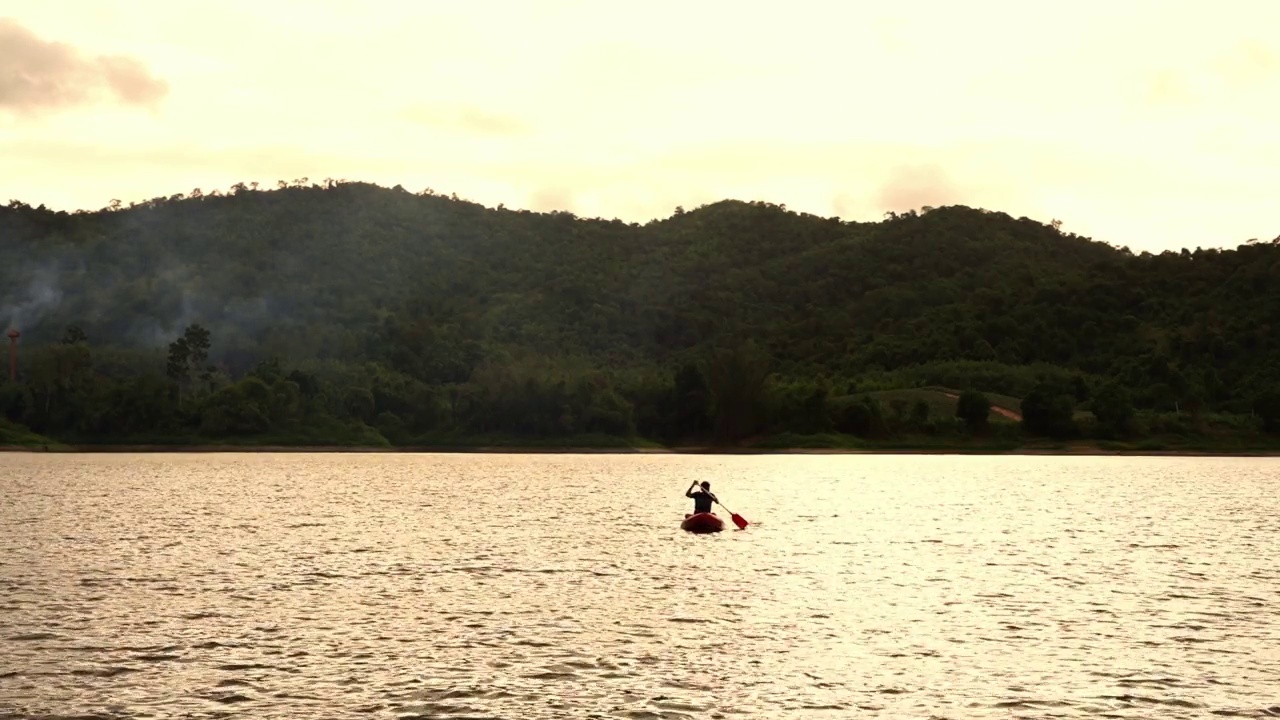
[685,481,698,498]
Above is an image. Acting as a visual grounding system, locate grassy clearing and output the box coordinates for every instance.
[0,419,65,449]
[868,387,1022,423]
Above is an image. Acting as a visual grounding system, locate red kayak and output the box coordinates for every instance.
[681,512,725,534]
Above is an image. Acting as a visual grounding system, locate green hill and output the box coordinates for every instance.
[1,181,1279,450]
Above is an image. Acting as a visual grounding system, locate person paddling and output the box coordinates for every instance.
[685,481,718,515]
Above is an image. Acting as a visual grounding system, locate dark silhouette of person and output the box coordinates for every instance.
[685,481,717,515]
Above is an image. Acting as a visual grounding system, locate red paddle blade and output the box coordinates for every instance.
[731,513,749,529]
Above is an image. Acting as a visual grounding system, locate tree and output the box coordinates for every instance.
[184,324,213,391]
[1255,387,1280,434]
[830,395,886,437]
[343,387,375,423]
[1090,382,1135,437]
[1021,383,1077,438]
[703,340,773,442]
[910,399,930,429]
[167,324,214,404]
[955,390,990,431]
[61,326,87,345]
[670,362,711,440]
[166,337,190,383]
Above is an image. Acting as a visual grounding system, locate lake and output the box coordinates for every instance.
[1,452,1277,718]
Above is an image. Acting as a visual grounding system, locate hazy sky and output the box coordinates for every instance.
[1,1,1277,253]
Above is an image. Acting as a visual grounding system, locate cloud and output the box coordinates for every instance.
[1213,43,1278,91]
[1142,42,1280,111]
[98,55,168,105]
[1144,70,1196,108]
[399,103,529,136]
[0,18,168,112]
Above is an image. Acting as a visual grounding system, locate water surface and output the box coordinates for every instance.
[1,452,1277,718]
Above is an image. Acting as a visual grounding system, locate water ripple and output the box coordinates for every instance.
[1,452,1277,718]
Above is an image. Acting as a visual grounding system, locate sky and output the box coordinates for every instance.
[1,0,1278,253]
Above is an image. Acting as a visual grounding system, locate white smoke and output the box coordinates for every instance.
[5,263,63,332]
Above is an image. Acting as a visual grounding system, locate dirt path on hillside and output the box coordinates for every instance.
[942,392,1023,421]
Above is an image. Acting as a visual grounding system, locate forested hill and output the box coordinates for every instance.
[1,180,1279,447]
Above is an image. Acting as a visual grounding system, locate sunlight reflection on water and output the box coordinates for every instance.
[1,452,1278,718]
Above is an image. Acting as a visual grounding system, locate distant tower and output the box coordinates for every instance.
[7,329,18,382]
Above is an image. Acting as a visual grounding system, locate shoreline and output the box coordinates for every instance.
[4,443,1280,457]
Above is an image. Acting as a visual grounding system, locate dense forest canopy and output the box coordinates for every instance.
[1,179,1279,448]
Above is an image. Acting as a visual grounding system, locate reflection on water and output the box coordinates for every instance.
[1,452,1277,718]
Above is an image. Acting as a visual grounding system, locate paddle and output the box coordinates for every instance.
[715,499,749,530]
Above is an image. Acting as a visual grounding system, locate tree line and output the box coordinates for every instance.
[3,322,1277,448]
[1,181,1278,448]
